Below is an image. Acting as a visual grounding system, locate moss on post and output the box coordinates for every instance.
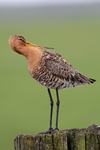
[14,124,100,150]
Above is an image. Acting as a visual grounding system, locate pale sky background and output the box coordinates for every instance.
[0,0,100,6]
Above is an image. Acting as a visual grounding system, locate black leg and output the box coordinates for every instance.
[55,89,60,130]
[38,88,54,134]
[48,88,54,130]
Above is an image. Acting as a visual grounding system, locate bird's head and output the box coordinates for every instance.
[9,34,54,55]
[9,35,27,54]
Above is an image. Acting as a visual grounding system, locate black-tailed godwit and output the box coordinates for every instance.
[9,35,96,134]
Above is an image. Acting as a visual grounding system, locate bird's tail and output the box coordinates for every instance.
[89,78,96,83]
[79,73,96,84]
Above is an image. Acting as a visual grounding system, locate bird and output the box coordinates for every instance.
[9,34,96,134]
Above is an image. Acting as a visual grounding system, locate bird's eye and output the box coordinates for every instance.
[19,38,23,41]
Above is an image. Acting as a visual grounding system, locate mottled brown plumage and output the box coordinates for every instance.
[9,35,96,133]
[29,49,95,90]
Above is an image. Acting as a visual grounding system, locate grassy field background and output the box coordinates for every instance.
[0,4,100,150]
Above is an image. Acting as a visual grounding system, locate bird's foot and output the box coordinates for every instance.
[54,128,59,132]
[38,127,54,134]
[38,127,59,134]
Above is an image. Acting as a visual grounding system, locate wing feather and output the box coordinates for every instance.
[44,51,95,84]
[44,51,76,80]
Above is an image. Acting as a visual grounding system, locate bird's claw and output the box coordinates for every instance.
[38,128,59,134]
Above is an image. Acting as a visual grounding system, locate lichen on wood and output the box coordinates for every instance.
[14,124,100,150]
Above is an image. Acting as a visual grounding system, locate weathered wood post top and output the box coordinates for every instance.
[14,124,100,150]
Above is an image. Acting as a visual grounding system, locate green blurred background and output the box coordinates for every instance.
[0,2,100,150]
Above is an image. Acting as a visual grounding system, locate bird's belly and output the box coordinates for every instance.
[36,77,67,90]
[36,77,82,90]
[36,78,85,90]
[30,70,80,90]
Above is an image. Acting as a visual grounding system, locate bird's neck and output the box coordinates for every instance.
[25,47,44,72]
[16,46,44,57]
[14,46,30,57]
[14,46,44,72]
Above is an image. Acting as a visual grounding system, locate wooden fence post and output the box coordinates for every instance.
[14,124,100,150]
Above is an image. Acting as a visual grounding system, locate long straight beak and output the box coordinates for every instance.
[26,41,54,49]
